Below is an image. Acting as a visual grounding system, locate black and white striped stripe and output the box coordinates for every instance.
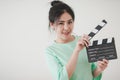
[89,37,113,46]
[88,20,107,40]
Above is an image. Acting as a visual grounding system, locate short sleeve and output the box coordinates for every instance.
[45,48,69,80]
[91,63,102,80]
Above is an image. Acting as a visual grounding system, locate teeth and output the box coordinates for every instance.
[63,31,70,35]
[64,32,69,33]
[64,32,69,34]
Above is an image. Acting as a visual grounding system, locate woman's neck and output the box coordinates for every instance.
[55,35,75,43]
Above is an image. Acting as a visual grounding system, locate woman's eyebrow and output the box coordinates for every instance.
[58,19,73,22]
[58,21,64,23]
[68,19,73,21]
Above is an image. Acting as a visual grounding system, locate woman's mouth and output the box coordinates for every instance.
[63,31,70,36]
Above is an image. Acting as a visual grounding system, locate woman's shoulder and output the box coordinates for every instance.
[45,41,55,51]
[44,43,56,57]
[45,40,59,54]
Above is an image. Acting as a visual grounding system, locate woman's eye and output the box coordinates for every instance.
[68,21,72,24]
[59,23,64,25]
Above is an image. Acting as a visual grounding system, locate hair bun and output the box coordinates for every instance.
[51,0,63,6]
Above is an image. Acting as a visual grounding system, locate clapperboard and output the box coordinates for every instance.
[86,20,117,62]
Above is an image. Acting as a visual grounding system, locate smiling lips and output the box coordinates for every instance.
[63,31,70,36]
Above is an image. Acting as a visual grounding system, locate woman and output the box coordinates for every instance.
[45,1,109,80]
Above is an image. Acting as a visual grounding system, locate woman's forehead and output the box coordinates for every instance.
[58,12,73,21]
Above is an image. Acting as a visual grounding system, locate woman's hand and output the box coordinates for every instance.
[75,34,90,52]
[97,59,109,72]
[93,59,109,77]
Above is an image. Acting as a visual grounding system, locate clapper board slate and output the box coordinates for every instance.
[86,37,117,62]
[86,20,117,62]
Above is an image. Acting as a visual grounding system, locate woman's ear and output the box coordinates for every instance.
[50,22,55,30]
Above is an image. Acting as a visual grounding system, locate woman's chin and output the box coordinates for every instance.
[62,34,71,39]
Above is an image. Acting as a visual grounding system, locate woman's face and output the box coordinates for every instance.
[50,12,74,41]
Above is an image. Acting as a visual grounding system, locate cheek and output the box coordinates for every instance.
[70,25,74,30]
[55,27,63,33]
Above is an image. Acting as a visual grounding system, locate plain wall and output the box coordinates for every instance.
[0,0,120,80]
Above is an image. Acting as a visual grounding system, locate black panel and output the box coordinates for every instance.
[86,37,117,63]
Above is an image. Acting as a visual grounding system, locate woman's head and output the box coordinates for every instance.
[49,0,75,27]
[48,0,75,41]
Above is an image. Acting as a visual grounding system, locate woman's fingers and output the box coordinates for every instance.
[80,39,88,47]
[78,38,89,47]
[97,59,109,71]
[83,34,90,40]
[103,59,109,64]
[81,34,90,47]
[77,34,90,51]
[83,38,90,47]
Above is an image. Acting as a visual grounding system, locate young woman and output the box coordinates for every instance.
[45,1,109,80]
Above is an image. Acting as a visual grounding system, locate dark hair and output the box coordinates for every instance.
[48,0,75,30]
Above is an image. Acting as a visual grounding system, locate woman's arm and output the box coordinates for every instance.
[66,35,90,79]
[45,50,69,80]
[66,48,80,79]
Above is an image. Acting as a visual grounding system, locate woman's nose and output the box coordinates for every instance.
[64,23,69,30]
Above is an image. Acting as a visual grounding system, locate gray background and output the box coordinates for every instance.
[0,0,120,80]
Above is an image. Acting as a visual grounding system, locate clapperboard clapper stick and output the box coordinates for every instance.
[88,20,107,40]
[86,20,117,63]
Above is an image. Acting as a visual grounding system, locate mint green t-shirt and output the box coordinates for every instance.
[45,35,102,80]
